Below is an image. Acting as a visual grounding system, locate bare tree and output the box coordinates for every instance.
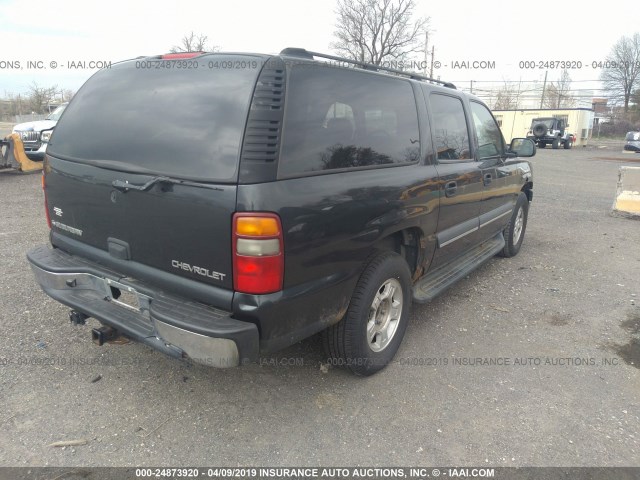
[543,70,575,109]
[61,89,75,102]
[493,83,519,110]
[27,82,58,114]
[600,33,640,113]
[170,32,218,53]
[3,92,25,117]
[331,0,428,65]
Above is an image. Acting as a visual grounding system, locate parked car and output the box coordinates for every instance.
[11,103,67,160]
[624,131,640,152]
[527,117,573,149]
[27,48,535,376]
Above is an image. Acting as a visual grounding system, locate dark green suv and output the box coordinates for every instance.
[27,48,535,376]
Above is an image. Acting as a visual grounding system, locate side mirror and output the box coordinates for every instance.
[509,138,536,157]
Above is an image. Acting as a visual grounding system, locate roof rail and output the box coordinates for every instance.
[279,48,456,89]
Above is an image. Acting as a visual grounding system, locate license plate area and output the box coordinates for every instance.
[104,278,151,316]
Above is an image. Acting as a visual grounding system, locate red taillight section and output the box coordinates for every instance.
[234,255,283,294]
[42,173,51,229]
[161,52,203,59]
[232,213,284,294]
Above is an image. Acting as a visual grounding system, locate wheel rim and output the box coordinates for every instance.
[366,278,403,352]
[513,207,524,244]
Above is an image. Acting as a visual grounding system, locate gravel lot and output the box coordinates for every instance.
[0,147,639,468]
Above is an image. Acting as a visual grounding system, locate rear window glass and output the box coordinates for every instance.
[48,55,261,182]
[279,65,420,176]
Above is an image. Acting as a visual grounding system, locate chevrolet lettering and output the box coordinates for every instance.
[171,260,226,281]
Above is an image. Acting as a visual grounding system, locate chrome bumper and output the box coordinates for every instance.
[27,251,258,368]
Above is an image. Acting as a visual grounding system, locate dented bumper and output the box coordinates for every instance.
[27,245,259,367]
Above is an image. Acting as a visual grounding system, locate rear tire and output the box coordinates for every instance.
[499,192,529,258]
[552,138,560,149]
[323,252,412,376]
[538,142,546,149]
[563,139,573,149]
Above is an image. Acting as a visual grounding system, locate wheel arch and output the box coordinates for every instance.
[522,181,533,202]
[373,227,425,281]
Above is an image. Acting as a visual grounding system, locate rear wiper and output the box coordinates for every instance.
[112,176,222,193]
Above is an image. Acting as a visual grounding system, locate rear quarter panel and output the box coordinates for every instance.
[234,164,440,349]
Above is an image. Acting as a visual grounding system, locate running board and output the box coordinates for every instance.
[412,233,505,304]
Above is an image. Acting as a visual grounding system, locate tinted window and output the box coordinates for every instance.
[430,94,470,161]
[470,101,504,159]
[48,55,261,182]
[533,118,554,129]
[279,65,420,176]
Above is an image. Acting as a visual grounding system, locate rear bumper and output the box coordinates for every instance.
[27,245,259,367]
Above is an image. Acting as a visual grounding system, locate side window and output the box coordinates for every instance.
[279,65,420,176]
[430,94,471,161]
[470,101,504,159]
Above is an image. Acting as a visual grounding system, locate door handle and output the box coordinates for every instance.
[444,181,457,197]
[483,173,492,186]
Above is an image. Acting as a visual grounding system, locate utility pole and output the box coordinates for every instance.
[429,45,434,78]
[424,32,429,75]
[517,77,522,108]
[540,70,548,109]
[470,80,473,94]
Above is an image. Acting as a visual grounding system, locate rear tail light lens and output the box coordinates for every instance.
[42,173,51,229]
[232,213,283,294]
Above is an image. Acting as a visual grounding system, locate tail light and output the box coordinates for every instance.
[232,213,283,294]
[42,173,51,229]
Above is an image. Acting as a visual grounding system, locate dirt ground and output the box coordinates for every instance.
[0,146,638,467]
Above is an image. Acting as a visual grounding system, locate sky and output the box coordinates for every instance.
[0,0,637,103]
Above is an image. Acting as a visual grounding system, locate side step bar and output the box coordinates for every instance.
[413,233,505,304]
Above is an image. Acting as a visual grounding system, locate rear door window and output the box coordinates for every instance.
[279,65,420,176]
[429,94,471,161]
